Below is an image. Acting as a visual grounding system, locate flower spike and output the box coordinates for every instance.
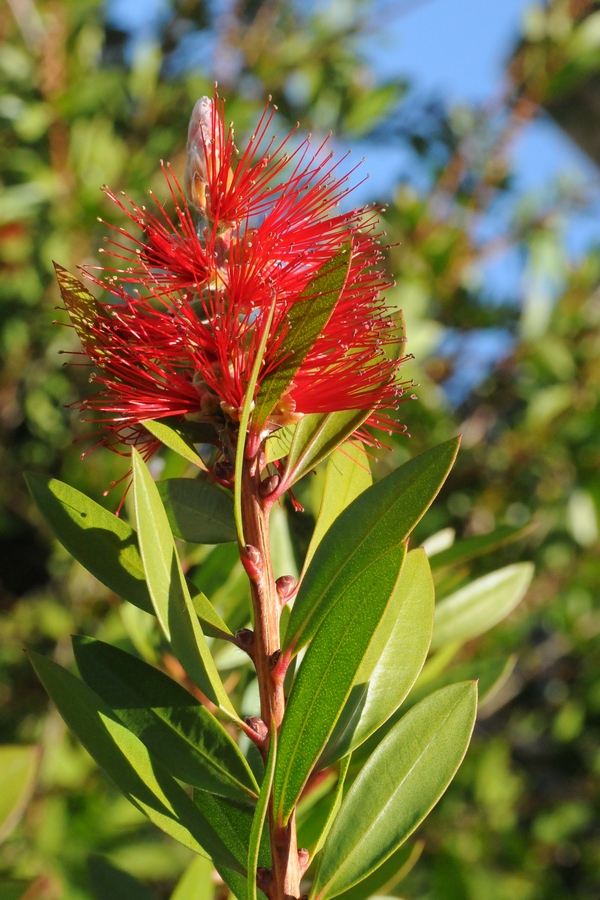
[56,89,409,485]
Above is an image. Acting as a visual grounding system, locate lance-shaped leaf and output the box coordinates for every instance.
[157,478,236,544]
[170,854,215,900]
[332,843,423,900]
[234,295,278,546]
[429,524,531,571]
[195,791,271,897]
[143,419,207,471]
[321,549,434,765]
[352,654,513,770]
[311,682,478,900]
[87,856,153,900]
[132,449,237,718]
[304,440,372,571]
[54,263,106,354]
[265,425,296,464]
[28,652,241,870]
[273,543,407,826]
[247,726,276,900]
[73,636,258,801]
[253,246,352,431]
[431,562,534,650]
[281,410,372,489]
[25,473,231,639]
[26,472,151,613]
[284,438,460,655]
[312,754,351,856]
[0,745,41,843]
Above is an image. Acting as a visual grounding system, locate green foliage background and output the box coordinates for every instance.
[1,0,599,897]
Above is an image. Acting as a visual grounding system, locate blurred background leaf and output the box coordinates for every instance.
[2,0,600,897]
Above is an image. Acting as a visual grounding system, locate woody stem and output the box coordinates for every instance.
[240,455,301,900]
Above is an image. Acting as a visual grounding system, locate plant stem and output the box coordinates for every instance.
[241,454,302,900]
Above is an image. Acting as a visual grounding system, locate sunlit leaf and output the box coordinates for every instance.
[29,652,241,869]
[321,549,434,765]
[273,543,407,825]
[0,745,41,844]
[253,246,351,430]
[282,410,372,488]
[25,473,231,638]
[332,842,423,900]
[54,263,105,354]
[142,419,207,470]
[431,562,534,650]
[304,440,372,570]
[285,438,460,654]
[132,449,237,718]
[73,636,258,801]
[247,726,276,900]
[311,683,478,900]
[170,855,215,900]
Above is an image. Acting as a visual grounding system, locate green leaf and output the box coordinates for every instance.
[431,562,534,650]
[312,682,478,900]
[285,438,460,654]
[28,652,241,869]
[73,637,258,801]
[282,410,372,488]
[25,472,152,614]
[142,419,207,470]
[25,473,231,638]
[352,655,512,770]
[132,449,237,719]
[429,525,531,571]
[313,755,351,856]
[247,727,276,900]
[157,478,236,544]
[170,855,215,900]
[234,295,278,546]
[273,543,407,826]
[332,842,423,900]
[193,792,271,894]
[265,425,296,463]
[253,247,351,430]
[304,440,372,570]
[0,745,41,843]
[193,793,258,871]
[54,263,105,354]
[87,856,154,900]
[322,549,434,765]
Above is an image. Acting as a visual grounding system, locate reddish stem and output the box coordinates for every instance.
[240,454,302,900]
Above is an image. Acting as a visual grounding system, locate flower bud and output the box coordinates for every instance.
[184,96,213,214]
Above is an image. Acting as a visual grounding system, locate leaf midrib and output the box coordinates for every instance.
[317,693,466,898]
[277,550,404,819]
[290,464,438,649]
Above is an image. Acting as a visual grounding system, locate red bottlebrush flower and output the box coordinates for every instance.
[58,91,409,479]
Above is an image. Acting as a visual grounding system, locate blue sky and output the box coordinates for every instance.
[365,0,598,195]
[106,0,600,210]
[106,0,600,400]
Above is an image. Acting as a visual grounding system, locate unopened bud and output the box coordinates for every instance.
[259,474,280,497]
[298,849,310,873]
[245,716,268,740]
[276,575,296,604]
[235,628,254,649]
[256,868,272,887]
[241,544,262,582]
[184,96,213,212]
